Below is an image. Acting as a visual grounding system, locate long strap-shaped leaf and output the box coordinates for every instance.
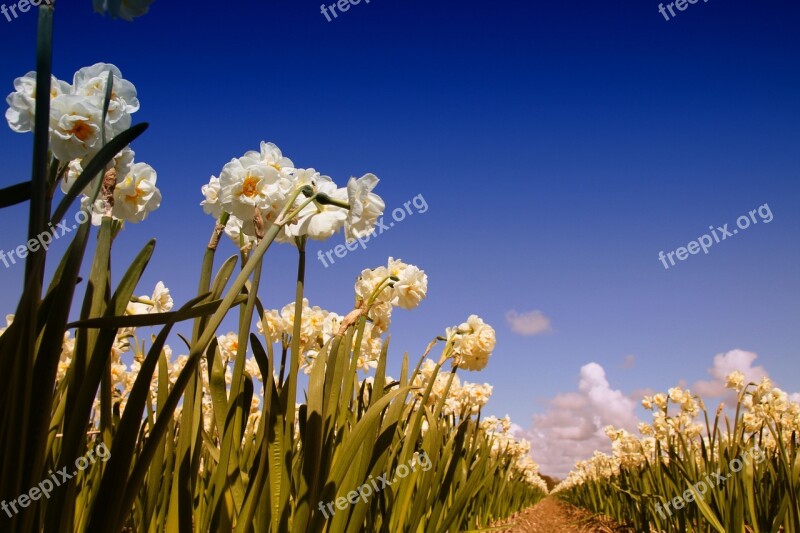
[0,181,32,208]
[45,239,155,532]
[86,294,211,531]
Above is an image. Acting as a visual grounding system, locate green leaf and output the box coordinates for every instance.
[0,181,32,208]
[66,295,247,329]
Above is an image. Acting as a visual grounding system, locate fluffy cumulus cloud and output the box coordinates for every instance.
[692,349,769,400]
[515,363,639,477]
[516,350,800,480]
[505,310,553,336]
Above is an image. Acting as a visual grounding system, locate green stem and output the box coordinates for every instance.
[284,237,307,435]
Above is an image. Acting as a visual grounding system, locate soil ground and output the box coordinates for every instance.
[486,497,632,533]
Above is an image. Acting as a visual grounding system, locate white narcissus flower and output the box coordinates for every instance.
[113,162,162,223]
[150,281,173,313]
[389,259,428,310]
[71,63,139,137]
[345,173,385,242]
[243,141,294,172]
[257,309,290,341]
[355,265,392,304]
[80,196,109,227]
[284,173,347,241]
[451,315,496,372]
[223,214,257,249]
[217,332,240,363]
[219,157,284,221]
[93,0,155,21]
[127,282,173,315]
[201,176,222,218]
[367,301,393,335]
[5,72,71,133]
[725,371,746,392]
[61,146,135,196]
[49,95,104,162]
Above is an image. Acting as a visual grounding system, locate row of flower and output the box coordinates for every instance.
[0,35,546,532]
[553,373,800,532]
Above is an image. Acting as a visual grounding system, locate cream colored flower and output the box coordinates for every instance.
[49,95,104,162]
[451,315,496,372]
[725,370,746,392]
[391,260,428,310]
[61,146,135,196]
[284,173,347,241]
[201,176,222,218]
[113,162,162,223]
[6,72,70,133]
[219,156,284,221]
[345,173,385,242]
[71,63,139,137]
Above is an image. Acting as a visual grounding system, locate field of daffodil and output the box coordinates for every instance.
[554,373,800,532]
[0,3,547,532]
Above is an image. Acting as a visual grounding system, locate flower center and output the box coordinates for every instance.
[242,176,260,198]
[69,121,93,142]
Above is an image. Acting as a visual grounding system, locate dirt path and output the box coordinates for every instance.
[488,497,626,533]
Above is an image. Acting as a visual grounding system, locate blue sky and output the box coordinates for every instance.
[1,0,799,475]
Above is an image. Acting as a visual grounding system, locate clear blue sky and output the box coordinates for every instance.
[1,0,798,475]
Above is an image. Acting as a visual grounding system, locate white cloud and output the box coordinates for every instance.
[505,310,553,336]
[515,350,800,480]
[516,363,639,478]
[692,349,769,399]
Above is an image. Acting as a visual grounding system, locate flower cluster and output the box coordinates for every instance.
[355,257,428,327]
[200,142,385,249]
[480,415,549,493]
[736,376,800,440]
[446,315,496,371]
[258,299,361,374]
[256,259,428,376]
[5,63,161,225]
[553,372,800,495]
[412,359,493,417]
